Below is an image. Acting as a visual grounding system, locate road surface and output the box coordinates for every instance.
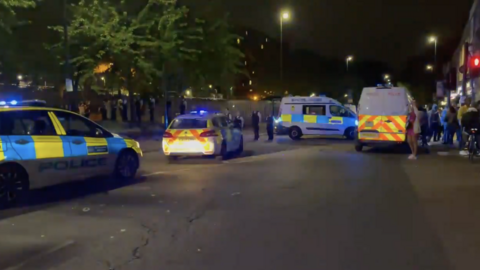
[0,135,478,270]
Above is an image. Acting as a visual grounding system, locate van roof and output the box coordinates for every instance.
[281,96,341,105]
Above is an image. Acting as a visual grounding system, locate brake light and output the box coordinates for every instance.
[200,130,218,137]
[163,132,173,138]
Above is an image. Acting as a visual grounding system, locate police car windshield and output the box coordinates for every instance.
[170,118,207,129]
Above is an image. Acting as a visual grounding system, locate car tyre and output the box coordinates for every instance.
[0,163,29,209]
[344,127,356,140]
[114,150,139,180]
[289,126,302,140]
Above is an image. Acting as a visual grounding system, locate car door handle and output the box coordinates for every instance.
[14,139,30,145]
[72,140,84,145]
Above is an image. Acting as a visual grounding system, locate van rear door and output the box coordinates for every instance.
[358,87,408,142]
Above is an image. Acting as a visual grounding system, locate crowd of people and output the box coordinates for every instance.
[76,97,157,123]
[406,97,480,159]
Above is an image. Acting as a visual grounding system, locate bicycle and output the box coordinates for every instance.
[466,128,478,162]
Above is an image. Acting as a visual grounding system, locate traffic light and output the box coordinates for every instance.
[470,55,480,78]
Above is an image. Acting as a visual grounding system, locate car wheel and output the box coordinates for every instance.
[114,150,139,180]
[0,164,29,208]
[344,127,356,140]
[289,127,302,140]
[236,136,244,155]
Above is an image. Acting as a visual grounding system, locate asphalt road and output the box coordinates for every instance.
[1,135,479,270]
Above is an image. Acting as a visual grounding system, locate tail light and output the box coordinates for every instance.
[163,132,173,138]
[200,130,218,137]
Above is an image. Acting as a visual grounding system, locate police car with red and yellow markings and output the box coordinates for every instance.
[162,110,243,161]
[0,100,142,207]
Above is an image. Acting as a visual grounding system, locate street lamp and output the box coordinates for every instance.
[429,36,437,64]
[384,74,390,80]
[344,94,348,97]
[17,75,23,80]
[426,65,433,71]
[280,10,290,90]
[346,56,353,71]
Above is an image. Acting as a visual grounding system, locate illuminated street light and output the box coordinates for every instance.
[426,65,433,71]
[185,90,191,96]
[346,56,353,71]
[384,74,390,79]
[344,94,348,97]
[428,35,437,64]
[17,75,22,80]
[280,10,290,92]
[310,93,316,97]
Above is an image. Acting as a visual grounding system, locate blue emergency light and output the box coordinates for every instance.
[0,100,18,106]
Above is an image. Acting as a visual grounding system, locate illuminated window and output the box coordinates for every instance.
[237,38,240,44]
[250,89,253,92]
[261,44,264,49]
[266,38,268,42]
[249,80,252,85]
[246,31,248,35]
[252,71,255,74]
[245,61,247,66]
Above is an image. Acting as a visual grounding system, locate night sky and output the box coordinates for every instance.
[186,0,473,69]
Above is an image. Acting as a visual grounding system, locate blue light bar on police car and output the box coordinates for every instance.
[0,101,6,105]
[10,100,17,105]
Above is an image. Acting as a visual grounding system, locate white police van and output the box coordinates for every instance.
[276,96,357,140]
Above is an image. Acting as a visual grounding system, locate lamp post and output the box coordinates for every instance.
[346,56,353,71]
[280,11,289,90]
[429,36,437,65]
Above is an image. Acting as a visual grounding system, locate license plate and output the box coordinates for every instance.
[366,121,374,127]
[360,133,378,138]
[178,137,195,141]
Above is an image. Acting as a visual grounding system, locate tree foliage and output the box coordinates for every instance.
[0,0,36,32]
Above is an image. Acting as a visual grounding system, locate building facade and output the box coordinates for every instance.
[451,0,480,102]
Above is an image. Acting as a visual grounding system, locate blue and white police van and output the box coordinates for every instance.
[275,96,358,140]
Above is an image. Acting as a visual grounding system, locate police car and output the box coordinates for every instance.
[0,100,142,207]
[276,96,358,140]
[162,110,243,161]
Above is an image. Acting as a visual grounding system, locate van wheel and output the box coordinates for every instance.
[0,164,29,208]
[355,143,363,152]
[289,127,302,140]
[344,127,356,140]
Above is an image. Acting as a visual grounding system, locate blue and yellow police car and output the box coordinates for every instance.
[162,110,243,161]
[0,100,142,206]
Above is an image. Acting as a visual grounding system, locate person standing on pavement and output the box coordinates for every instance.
[457,98,470,148]
[459,101,480,156]
[266,113,274,141]
[446,106,459,145]
[252,111,260,140]
[441,106,448,144]
[429,104,440,142]
[234,112,244,129]
[406,100,421,160]
[417,105,430,153]
[179,96,186,115]
[225,108,232,122]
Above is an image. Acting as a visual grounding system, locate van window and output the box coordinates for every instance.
[329,105,349,117]
[303,105,325,115]
[358,88,408,116]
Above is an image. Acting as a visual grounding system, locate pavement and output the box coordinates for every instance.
[1,135,480,270]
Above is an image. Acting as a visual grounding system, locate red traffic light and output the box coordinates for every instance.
[471,56,480,67]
